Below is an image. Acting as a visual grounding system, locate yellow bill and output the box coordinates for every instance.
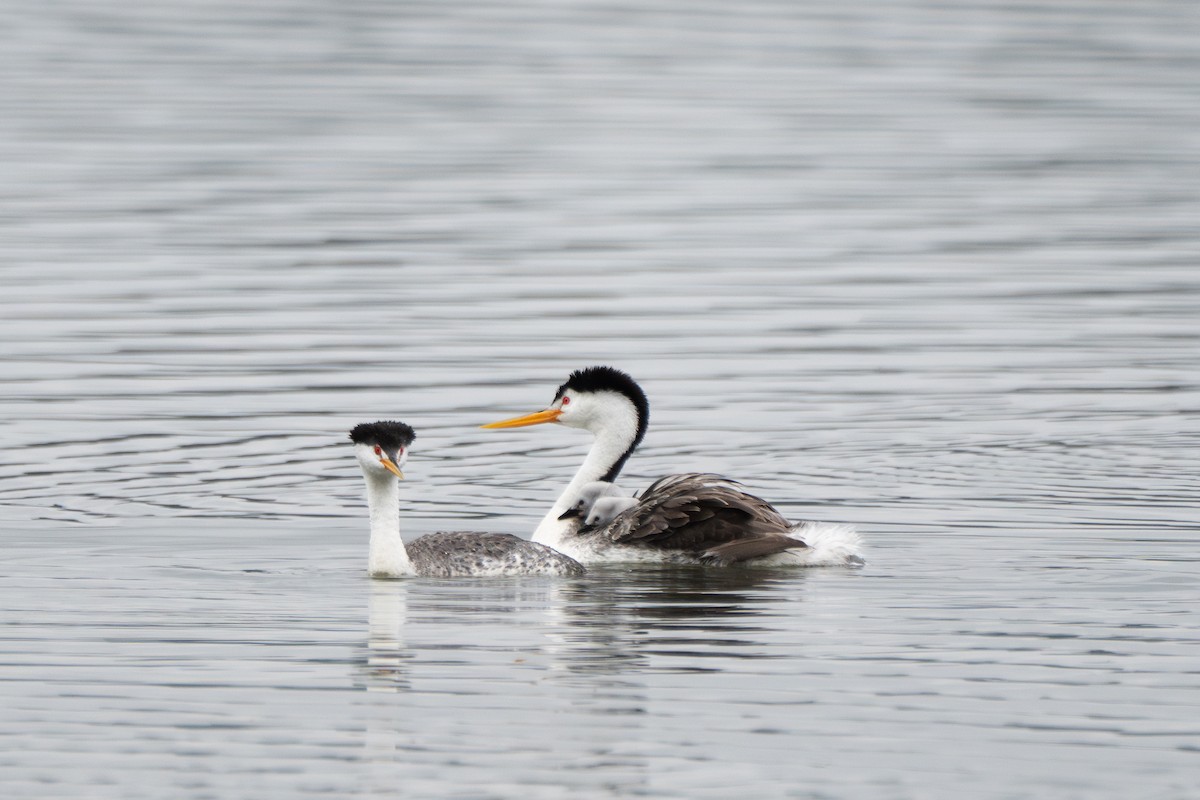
[379,458,405,479]
[481,408,563,429]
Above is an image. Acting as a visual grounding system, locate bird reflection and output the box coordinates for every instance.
[355,581,413,693]
[546,565,802,678]
[352,567,803,686]
[348,566,804,799]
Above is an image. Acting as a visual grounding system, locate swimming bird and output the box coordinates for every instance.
[481,366,863,566]
[350,421,584,578]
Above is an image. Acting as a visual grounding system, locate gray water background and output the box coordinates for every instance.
[2,1,1199,797]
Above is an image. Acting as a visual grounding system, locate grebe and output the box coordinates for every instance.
[482,367,863,567]
[556,480,628,521]
[350,421,584,578]
[582,495,639,528]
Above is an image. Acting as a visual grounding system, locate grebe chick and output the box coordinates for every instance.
[583,496,639,528]
[556,480,628,521]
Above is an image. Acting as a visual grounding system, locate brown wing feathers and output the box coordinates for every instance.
[606,473,807,564]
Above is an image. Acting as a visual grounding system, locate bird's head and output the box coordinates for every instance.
[482,365,649,441]
[349,420,415,480]
[557,480,626,520]
[584,496,638,528]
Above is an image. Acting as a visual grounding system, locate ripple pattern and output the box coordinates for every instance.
[2,1,1199,797]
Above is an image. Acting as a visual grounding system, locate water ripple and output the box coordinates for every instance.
[3,0,1200,797]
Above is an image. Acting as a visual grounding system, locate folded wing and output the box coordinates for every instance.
[602,473,807,565]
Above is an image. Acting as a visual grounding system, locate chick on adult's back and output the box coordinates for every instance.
[482,367,863,567]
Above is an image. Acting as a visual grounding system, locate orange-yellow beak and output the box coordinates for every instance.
[481,407,563,429]
[379,457,404,479]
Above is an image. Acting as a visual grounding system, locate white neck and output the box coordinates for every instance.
[532,404,639,548]
[363,470,414,577]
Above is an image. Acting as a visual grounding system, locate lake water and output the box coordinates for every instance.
[2,0,1199,797]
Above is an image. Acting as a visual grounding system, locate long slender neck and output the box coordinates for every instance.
[532,412,639,548]
[363,471,414,577]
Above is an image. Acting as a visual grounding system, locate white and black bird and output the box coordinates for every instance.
[350,421,584,578]
[482,367,863,567]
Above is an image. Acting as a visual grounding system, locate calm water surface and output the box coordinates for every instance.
[2,1,1199,797]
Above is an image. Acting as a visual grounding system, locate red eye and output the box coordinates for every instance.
[373,445,381,455]
[561,396,571,406]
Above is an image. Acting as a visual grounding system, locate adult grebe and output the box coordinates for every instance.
[350,421,584,578]
[481,367,863,567]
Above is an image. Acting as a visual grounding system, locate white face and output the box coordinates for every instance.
[585,496,637,527]
[567,481,617,514]
[552,390,632,433]
[354,442,409,478]
[583,504,608,527]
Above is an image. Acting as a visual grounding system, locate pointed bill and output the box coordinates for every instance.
[480,408,562,429]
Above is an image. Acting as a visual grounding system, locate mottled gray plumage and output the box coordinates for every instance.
[406,532,584,577]
[353,418,585,578]
[580,473,808,566]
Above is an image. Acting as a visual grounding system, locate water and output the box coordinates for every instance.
[2,0,1199,797]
